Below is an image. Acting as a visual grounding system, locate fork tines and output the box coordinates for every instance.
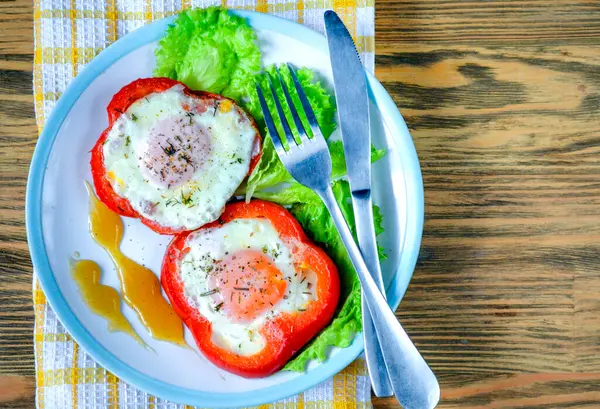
[255,64,324,155]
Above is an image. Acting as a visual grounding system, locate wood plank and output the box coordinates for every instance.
[376,373,600,409]
[0,2,37,403]
[0,375,35,409]
[376,0,600,45]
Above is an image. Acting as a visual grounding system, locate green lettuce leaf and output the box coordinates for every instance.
[153,7,388,372]
[252,183,317,205]
[154,7,261,101]
[244,65,336,139]
[329,141,386,178]
[242,65,338,197]
[256,181,386,371]
[241,67,386,195]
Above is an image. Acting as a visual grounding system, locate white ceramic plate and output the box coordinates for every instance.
[26,11,424,407]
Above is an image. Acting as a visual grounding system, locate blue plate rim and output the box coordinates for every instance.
[25,10,424,407]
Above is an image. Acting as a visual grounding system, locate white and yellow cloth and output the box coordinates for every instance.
[32,0,375,408]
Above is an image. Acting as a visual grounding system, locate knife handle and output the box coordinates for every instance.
[353,191,393,397]
[318,185,440,409]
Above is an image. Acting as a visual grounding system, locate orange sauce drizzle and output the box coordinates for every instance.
[70,258,146,346]
[84,182,187,347]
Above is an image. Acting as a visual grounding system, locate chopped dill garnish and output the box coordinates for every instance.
[179,153,193,166]
[165,197,181,206]
[185,111,195,125]
[162,142,177,156]
[181,191,194,207]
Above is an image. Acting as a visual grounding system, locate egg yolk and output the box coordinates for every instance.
[209,250,287,323]
[219,99,233,113]
[141,114,211,189]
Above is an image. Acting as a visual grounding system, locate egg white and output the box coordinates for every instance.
[102,85,257,231]
[179,219,316,355]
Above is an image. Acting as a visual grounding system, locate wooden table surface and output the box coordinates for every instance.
[1,0,600,408]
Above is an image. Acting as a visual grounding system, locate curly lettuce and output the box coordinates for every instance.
[241,65,338,197]
[154,7,261,100]
[241,66,385,197]
[154,7,387,372]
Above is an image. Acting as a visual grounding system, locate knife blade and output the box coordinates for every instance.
[324,10,392,397]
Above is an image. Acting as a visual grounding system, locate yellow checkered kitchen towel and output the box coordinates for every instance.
[32,0,375,408]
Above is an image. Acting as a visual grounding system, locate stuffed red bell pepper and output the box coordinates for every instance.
[90,77,262,235]
[161,199,340,377]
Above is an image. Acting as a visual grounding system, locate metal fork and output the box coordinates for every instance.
[255,64,440,409]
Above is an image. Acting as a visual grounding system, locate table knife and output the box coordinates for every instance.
[324,10,440,408]
[322,10,392,398]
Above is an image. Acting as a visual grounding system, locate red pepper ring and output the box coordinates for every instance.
[161,200,340,378]
[90,77,263,235]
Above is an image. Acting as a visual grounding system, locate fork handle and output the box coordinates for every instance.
[317,185,440,409]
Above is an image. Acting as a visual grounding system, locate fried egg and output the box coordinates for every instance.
[178,218,317,355]
[101,84,259,231]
